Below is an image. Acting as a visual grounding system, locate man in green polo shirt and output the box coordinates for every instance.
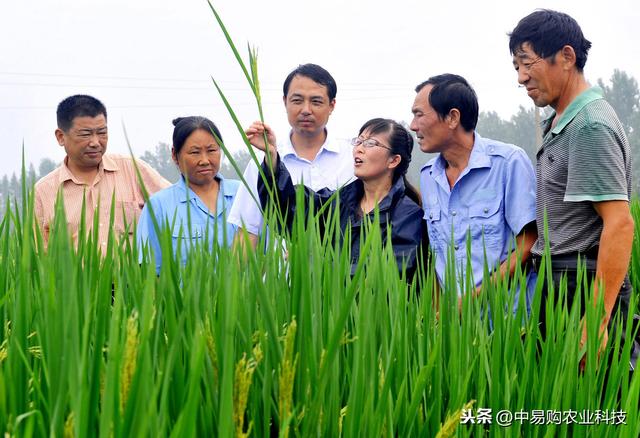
[509,9,638,369]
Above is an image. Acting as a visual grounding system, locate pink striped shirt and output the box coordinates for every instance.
[34,154,170,252]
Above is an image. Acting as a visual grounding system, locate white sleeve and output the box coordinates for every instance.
[227,160,264,235]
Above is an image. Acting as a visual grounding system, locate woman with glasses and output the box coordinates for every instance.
[137,116,239,273]
[247,117,426,278]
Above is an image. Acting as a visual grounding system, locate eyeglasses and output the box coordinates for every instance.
[351,137,392,151]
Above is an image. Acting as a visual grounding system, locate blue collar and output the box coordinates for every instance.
[176,174,231,215]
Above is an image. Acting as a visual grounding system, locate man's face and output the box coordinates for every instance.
[284,75,335,138]
[55,114,108,172]
[410,85,451,153]
[512,42,565,109]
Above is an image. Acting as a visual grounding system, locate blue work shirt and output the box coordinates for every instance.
[137,175,239,272]
[420,133,536,310]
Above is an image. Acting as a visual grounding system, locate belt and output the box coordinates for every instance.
[531,247,599,272]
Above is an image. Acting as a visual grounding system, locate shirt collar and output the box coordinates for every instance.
[378,176,407,211]
[548,86,604,135]
[176,174,232,215]
[280,129,341,158]
[58,154,118,185]
[465,133,492,170]
[344,177,407,217]
[429,131,491,176]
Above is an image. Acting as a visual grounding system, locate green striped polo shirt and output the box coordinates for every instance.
[532,86,632,256]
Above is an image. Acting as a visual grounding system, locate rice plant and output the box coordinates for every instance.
[0,148,637,438]
[0,5,637,437]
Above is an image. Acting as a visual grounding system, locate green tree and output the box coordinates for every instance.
[598,69,640,135]
[140,142,180,183]
[38,158,57,179]
[219,149,251,180]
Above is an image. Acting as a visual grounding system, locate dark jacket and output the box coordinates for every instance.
[257,156,427,278]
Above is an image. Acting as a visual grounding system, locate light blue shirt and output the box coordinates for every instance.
[420,133,536,310]
[137,175,239,272]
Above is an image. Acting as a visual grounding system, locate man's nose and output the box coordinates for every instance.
[517,68,529,85]
[88,132,101,146]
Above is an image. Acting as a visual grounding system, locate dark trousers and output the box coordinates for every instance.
[533,253,639,371]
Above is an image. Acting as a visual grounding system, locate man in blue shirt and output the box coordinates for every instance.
[410,73,537,310]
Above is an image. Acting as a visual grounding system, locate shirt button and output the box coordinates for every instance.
[483,208,489,214]
[429,213,433,219]
[451,211,457,216]
[454,244,460,250]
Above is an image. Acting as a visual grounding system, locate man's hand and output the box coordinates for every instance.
[579,317,609,371]
[244,121,278,157]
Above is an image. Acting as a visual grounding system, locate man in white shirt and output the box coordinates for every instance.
[229,63,354,249]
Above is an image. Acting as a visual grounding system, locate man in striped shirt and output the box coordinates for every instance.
[510,10,638,368]
[34,95,170,253]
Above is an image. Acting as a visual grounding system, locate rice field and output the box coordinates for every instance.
[0,5,637,436]
[0,178,638,437]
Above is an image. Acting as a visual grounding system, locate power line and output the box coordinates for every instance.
[0,71,410,89]
[0,95,409,111]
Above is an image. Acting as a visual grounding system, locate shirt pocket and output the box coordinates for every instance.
[468,198,503,250]
[424,204,444,249]
[171,222,210,258]
[114,200,143,235]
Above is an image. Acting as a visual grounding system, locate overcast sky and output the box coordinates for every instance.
[0,0,638,177]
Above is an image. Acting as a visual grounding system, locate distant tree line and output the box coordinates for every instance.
[2,70,638,218]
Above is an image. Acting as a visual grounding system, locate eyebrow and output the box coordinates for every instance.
[289,93,326,100]
[76,127,107,131]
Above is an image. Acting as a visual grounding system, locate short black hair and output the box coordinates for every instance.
[172,116,223,155]
[509,9,592,71]
[282,64,337,101]
[56,95,107,132]
[415,74,479,132]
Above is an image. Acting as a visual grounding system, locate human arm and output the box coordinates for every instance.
[587,201,633,323]
[246,122,338,233]
[563,121,633,361]
[496,221,537,279]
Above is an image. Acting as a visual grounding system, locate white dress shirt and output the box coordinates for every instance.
[228,131,355,235]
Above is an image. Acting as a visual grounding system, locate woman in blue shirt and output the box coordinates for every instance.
[137,116,238,272]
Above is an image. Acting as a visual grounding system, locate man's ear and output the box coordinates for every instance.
[560,45,577,70]
[55,128,65,147]
[446,108,461,130]
[328,98,336,114]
